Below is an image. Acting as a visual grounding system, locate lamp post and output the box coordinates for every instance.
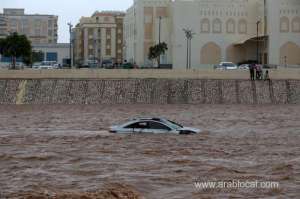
[67,22,73,68]
[158,16,162,67]
[183,28,195,69]
[256,21,260,64]
[159,16,162,44]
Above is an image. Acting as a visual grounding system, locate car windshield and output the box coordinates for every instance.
[166,120,183,129]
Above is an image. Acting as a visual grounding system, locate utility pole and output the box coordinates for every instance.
[183,28,195,70]
[67,22,73,68]
[256,21,260,64]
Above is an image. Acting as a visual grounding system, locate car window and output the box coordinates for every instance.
[167,120,183,129]
[125,122,147,129]
[148,121,171,130]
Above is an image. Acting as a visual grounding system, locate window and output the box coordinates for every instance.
[48,29,53,36]
[226,18,235,33]
[201,18,210,33]
[148,122,171,130]
[104,17,110,22]
[292,17,300,33]
[48,20,53,28]
[212,18,222,33]
[46,52,57,62]
[280,16,289,32]
[238,19,247,34]
[125,122,147,129]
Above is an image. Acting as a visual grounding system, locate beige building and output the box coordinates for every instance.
[73,11,125,66]
[124,0,300,68]
[0,8,58,44]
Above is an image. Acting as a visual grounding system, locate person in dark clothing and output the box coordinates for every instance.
[264,70,270,81]
[249,64,255,80]
[256,64,263,80]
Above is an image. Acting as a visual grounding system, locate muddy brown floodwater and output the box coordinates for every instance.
[0,104,299,199]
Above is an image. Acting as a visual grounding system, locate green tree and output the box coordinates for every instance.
[0,32,32,69]
[32,51,44,63]
[148,42,168,67]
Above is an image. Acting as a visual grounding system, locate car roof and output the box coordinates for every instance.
[132,117,165,121]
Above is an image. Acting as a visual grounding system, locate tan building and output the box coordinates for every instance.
[73,11,125,66]
[0,8,58,44]
[124,0,300,68]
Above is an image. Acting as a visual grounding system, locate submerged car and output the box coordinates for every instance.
[109,117,201,135]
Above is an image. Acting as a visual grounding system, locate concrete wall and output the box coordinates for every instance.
[0,79,299,105]
[0,69,300,80]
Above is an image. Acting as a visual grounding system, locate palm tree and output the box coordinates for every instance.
[148,42,168,68]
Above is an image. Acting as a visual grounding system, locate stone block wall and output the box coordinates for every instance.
[0,79,299,105]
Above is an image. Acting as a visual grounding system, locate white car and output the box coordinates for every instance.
[218,62,238,70]
[110,117,201,135]
[238,64,250,70]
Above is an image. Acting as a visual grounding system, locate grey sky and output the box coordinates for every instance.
[0,0,133,43]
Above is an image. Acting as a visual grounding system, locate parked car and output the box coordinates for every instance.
[109,117,201,135]
[218,62,238,70]
[102,60,114,69]
[32,63,41,69]
[121,62,134,69]
[263,64,278,69]
[238,64,250,70]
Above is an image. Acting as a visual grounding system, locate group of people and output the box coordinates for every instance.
[249,64,270,81]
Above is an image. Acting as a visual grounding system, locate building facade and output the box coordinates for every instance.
[124,0,300,68]
[124,0,172,66]
[0,8,58,44]
[73,11,125,66]
[32,43,70,66]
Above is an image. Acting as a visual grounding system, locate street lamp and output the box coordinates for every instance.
[256,21,260,64]
[158,16,162,67]
[183,28,195,69]
[67,22,73,68]
[158,16,162,44]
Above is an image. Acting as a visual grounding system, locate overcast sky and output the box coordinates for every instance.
[0,0,133,43]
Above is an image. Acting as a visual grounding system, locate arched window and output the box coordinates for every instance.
[226,18,235,34]
[201,18,210,33]
[212,18,222,33]
[238,19,247,34]
[292,16,300,33]
[280,16,289,32]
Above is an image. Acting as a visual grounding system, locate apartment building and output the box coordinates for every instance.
[124,0,300,68]
[0,8,58,44]
[73,11,125,66]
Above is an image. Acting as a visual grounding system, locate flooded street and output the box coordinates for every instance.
[0,105,299,198]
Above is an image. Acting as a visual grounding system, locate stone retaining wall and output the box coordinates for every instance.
[0,79,299,105]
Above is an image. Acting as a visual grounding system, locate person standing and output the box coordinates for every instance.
[250,63,255,81]
[256,64,263,80]
[264,70,270,81]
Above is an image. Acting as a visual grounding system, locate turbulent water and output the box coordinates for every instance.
[0,105,299,199]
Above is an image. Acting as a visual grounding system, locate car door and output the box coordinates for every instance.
[144,121,172,134]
